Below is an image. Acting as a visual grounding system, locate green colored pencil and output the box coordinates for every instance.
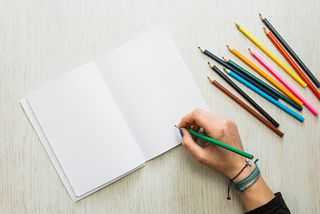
[223,57,303,112]
[175,125,253,159]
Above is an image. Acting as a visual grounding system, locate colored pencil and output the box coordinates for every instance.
[198,47,279,100]
[175,125,254,159]
[227,45,303,107]
[221,57,303,112]
[249,49,318,116]
[224,68,305,122]
[260,13,320,87]
[208,63,279,127]
[263,27,320,101]
[208,78,284,137]
[234,22,307,87]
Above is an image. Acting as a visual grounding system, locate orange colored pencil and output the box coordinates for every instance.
[263,27,320,101]
[226,45,303,106]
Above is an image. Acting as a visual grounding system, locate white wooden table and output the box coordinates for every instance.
[1,0,320,213]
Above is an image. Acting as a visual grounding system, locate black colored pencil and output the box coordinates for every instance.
[260,13,320,88]
[208,63,280,128]
[199,47,280,100]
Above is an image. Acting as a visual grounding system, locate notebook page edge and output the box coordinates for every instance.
[20,97,78,201]
[23,62,146,199]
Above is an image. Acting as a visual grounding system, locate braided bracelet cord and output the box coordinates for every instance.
[227,158,252,200]
[235,169,260,192]
[233,159,258,185]
[233,159,260,192]
[233,165,259,187]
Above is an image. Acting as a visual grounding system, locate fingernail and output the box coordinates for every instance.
[179,129,184,137]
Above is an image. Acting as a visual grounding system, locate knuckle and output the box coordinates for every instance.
[222,119,232,129]
[215,126,224,134]
[193,108,202,117]
[180,116,186,123]
[196,153,206,164]
[215,126,225,139]
[182,139,189,147]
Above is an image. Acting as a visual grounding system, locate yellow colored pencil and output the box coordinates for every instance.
[234,22,307,88]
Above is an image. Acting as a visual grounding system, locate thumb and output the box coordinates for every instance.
[180,128,207,163]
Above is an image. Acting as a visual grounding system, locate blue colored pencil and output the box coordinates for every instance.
[223,68,305,122]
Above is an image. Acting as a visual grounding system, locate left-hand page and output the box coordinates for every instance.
[22,62,145,201]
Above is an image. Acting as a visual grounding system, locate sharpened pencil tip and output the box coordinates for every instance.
[207,76,214,82]
[263,27,266,30]
[223,68,230,73]
[226,45,229,47]
[248,48,251,51]
[174,125,180,129]
[198,47,205,53]
[259,13,261,16]
[208,62,210,65]
[234,22,237,25]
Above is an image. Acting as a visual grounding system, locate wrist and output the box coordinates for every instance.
[231,162,256,182]
[225,158,250,179]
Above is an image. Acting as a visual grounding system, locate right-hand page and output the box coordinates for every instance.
[95,26,209,161]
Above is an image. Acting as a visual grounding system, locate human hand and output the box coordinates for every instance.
[178,108,247,179]
[179,109,277,211]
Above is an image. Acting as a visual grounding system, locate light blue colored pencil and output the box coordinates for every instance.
[223,68,305,122]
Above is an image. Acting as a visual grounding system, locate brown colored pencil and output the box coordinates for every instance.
[208,77,284,137]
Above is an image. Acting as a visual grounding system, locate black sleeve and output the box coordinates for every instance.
[244,192,291,214]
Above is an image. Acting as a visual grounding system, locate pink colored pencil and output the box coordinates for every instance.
[249,48,318,116]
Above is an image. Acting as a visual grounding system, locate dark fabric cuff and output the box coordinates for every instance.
[244,192,290,214]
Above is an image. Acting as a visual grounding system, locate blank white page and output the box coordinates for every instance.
[26,62,145,197]
[95,26,209,161]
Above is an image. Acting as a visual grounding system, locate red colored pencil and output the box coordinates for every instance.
[263,27,320,101]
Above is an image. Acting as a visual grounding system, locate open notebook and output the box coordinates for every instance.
[20,26,209,202]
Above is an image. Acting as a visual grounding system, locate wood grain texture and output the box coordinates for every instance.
[1,0,319,213]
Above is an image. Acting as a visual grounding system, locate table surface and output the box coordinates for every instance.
[1,0,320,213]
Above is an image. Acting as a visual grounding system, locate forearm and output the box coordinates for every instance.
[238,175,274,211]
[230,163,275,212]
[179,109,289,213]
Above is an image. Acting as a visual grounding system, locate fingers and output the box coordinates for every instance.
[179,109,238,142]
[205,141,211,148]
[192,123,200,132]
[180,128,208,164]
[191,123,200,141]
[179,109,212,129]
